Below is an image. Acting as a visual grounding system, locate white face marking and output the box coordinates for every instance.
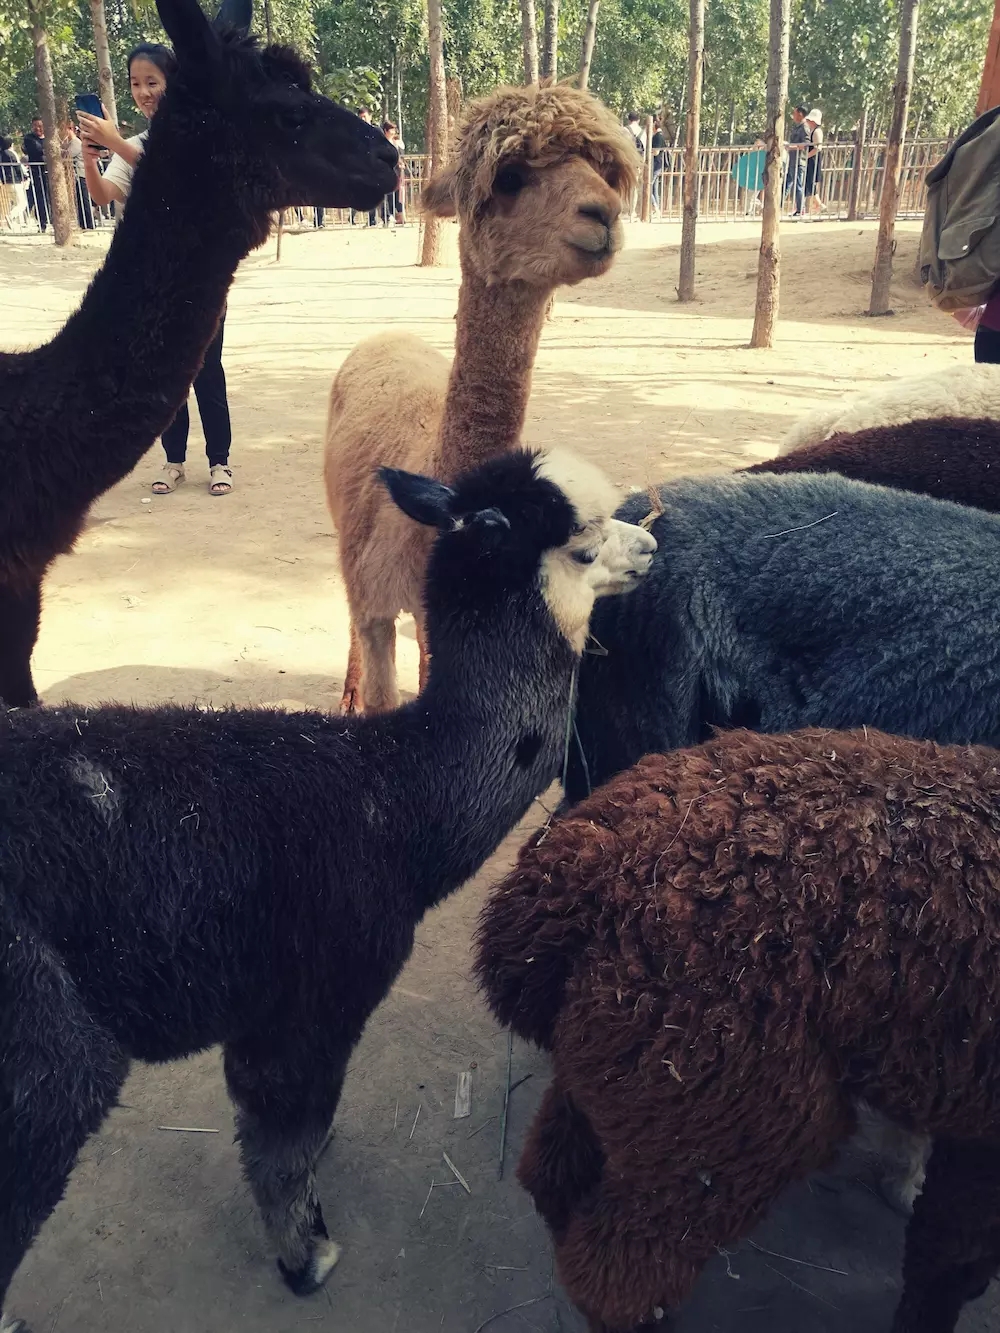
[0,1315,27,1332]
[67,756,120,823]
[535,450,657,651]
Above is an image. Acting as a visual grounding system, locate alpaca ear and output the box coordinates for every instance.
[380,468,458,529]
[214,0,252,35]
[156,0,221,64]
[421,164,458,218]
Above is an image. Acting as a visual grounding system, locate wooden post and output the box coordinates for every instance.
[579,0,600,89]
[847,105,868,221]
[521,0,539,84]
[640,115,653,221]
[977,0,1000,114]
[542,0,559,79]
[749,0,790,349]
[869,0,920,316]
[420,0,449,267]
[678,0,704,302]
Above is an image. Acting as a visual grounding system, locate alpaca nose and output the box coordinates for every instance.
[578,201,614,229]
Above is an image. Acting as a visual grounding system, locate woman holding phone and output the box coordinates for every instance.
[78,43,235,497]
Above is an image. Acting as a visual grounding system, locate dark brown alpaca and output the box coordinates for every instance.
[476,727,1000,1333]
[744,414,1000,512]
[0,0,396,708]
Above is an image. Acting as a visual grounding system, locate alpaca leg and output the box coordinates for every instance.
[356,618,398,714]
[892,1136,1000,1333]
[415,617,431,694]
[0,578,41,708]
[223,1036,352,1295]
[518,1081,605,1240]
[341,623,363,715]
[0,922,128,1327]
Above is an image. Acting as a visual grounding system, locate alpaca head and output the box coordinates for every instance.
[381,449,656,654]
[154,0,397,214]
[420,84,639,287]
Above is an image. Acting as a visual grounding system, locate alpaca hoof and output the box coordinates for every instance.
[340,688,361,716]
[278,1237,341,1295]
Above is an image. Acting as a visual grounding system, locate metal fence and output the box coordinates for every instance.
[0,141,948,238]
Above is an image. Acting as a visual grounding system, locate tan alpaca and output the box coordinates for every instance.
[324,83,639,713]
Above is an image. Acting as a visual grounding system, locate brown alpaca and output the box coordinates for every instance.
[324,83,639,713]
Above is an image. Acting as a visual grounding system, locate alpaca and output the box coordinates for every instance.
[0,448,655,1332]
[777,362,1000,454]
[0,0,396,709]
[567,470,1000,806]
[475,726,1000,1333]
[324,82,639,713]
[745,415,1000,513]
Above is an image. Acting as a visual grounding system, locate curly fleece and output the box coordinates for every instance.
[745,414,1000,512]
[476,727,1000,1332]
[446,82,640,219]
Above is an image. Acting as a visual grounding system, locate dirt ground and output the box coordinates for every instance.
[2,217,996,1333]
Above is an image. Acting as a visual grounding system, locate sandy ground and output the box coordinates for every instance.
[2,217,996,1332]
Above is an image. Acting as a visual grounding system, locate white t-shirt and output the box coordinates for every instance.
[102,132,147,197]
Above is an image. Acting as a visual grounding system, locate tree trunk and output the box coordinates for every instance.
[977,0,1000,114]
[89,0,119,126]
[847,104,868,221]
[578,0,600,89]
[711,103,721,146]
[750,0,790,348]
[263,0,273,43]
[29,5,74,247]
[521,0,539,84]
[446,76,462,137]
[728,98,736,144]
[420,0,449,268]
[542,0,558,80]
[677,0,704,302]
[869,0,920,316]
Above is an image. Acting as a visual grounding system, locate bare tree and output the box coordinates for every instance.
[420,0,449,267]
[749,0,790,348]
[847,105,868,222]
[521,0,539,84]
[28,0,74,247]
[869,0,920,316]
[578,0,600,89]
[89,0,119,126]
[677,0,704,302]
[542,0,558,80]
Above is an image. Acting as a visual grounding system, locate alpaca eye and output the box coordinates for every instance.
[495,167,525,196]
[573,548,599,565]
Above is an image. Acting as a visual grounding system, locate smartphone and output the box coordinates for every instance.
[74,92,104,119]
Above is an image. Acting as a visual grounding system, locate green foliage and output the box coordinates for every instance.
[0,0,991,151]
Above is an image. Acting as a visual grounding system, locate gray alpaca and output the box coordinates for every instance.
[570,470,1000,803]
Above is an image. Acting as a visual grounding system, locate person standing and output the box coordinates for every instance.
[79,43,235,497]
[351,108,379,226]
[61,121,94,230]
[651,115,669,213]
[784,105,809,216]
[23,117,49,232]
[380,120,405,224]
[804,108,824,216]
[0,134,26,230]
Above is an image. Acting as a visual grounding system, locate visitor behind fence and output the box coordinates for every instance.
[651,115,669,212]
[381,120,405,225]
[351,107,379,226]
[0,134,27,230]
[785,104,808,215]
[60,121,94,231]
[23,117,49,232]
[804,108,824,215]
[79,43,235,497]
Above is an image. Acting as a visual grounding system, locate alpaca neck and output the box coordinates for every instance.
[436,247,551,482]
[378,594,576,914]
[13,102,261,504]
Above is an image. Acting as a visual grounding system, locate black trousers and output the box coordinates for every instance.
[975,324,1000,364]
[162,316,231,467]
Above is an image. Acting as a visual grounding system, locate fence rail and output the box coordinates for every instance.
[0,140,948,238]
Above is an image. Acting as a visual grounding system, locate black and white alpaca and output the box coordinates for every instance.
[0,448,655,1330]
[0,0,397,709]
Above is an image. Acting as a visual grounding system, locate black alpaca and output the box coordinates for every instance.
[568,470,1000,803]
[0,0,396,709]
[0,448,655,1330]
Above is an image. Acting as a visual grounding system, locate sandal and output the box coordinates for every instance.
[209,464,233,496]
[152,463,185,494]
